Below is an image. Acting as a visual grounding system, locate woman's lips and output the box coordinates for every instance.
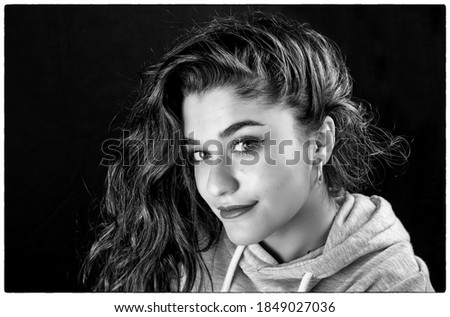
[218,202,258,219]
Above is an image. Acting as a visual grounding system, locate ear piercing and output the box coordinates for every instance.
[317,160,323,186]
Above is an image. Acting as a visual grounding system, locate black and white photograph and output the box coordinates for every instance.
[3,3,447,315]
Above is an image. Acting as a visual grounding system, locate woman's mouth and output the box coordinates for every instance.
[217,202,258,219]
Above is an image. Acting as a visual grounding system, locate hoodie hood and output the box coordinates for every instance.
[199,193,434,292]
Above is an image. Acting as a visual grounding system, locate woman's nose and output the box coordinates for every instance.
[206,160,239,197]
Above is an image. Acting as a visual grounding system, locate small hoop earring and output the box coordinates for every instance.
[317,160,323,186]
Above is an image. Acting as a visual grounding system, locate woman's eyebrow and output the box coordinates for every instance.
[184,120,266,145]
[218,120,266,139]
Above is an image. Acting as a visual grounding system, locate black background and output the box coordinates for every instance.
[5,5,445,292]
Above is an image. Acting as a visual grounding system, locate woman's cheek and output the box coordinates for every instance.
[194,165,208,197]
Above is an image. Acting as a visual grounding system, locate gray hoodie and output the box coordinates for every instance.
[196,193,434,292]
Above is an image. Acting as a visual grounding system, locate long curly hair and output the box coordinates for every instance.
[82,12,409,291]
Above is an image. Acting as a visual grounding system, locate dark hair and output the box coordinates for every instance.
[82,12,409,291]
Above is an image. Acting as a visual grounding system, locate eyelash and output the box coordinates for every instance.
[188,137,264,163]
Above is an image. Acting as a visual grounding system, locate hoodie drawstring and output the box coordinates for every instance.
[221,245,245,292]
[222,245,315,292]
[298,272,314,292]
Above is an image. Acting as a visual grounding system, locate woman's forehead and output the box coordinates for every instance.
[181,87,302,142]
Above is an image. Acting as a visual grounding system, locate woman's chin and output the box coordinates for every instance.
[225,229,263,246]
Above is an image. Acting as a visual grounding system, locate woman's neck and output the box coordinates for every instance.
[260,188,338,263]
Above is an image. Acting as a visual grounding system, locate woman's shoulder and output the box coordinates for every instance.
[321,192,434,292]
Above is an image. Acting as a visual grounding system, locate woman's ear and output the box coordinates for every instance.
[315,116,335,164]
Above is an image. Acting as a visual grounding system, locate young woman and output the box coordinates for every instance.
[83,12,434,292]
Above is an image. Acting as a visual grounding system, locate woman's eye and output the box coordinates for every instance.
[192,151,208,162]
[189,138,262,163]
[232,139,262,153]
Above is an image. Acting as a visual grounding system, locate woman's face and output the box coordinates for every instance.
[182,87,316,246]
